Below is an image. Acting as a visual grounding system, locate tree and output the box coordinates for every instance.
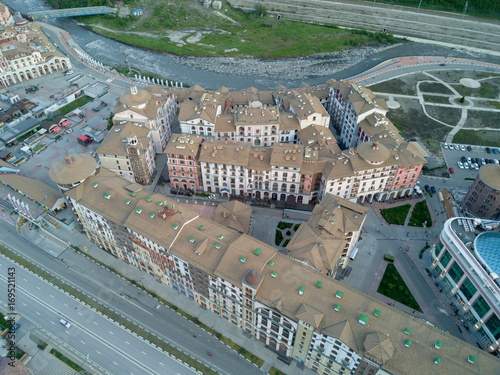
[254,4,267,17]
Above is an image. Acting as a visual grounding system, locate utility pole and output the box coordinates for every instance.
[462,0,468,20]
[418,0,423,12]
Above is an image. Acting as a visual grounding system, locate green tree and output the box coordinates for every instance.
[254,4,267,17]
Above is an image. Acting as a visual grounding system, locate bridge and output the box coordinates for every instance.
[26,6,117,21]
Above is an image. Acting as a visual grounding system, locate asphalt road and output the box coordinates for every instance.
[0,254,196,375]
[0,223,261,375]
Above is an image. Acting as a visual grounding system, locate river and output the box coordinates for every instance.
[9,0,500,90]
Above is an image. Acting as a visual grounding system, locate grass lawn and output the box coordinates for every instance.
[377,263,422,313]
[293,223,300,231]
[268,367,287,375]
[275,230,283,246]
[50,349,92,375]
[51,95,93,117]
[277,221,294,230]
[408,201,432,227]
[453,129,500,147]
[380,204,411,225]
[283,239,290,248]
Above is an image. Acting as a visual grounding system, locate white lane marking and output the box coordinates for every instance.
[125,340,129,344]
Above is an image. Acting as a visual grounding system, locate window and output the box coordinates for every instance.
[485,314,500,340]
[459,278,477,300]
[473,296,491,318]
[448,262,464,283]
[440,250,452,268]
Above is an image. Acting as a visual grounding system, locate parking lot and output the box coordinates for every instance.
[441,143,499,181]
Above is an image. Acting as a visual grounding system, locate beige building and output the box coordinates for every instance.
[54,158,500,375]
[463,164,500,220]
[0,19,71,86]
[97,122,155,185]
[113,85,176,154]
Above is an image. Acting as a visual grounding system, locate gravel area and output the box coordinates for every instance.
[178,44,400,80]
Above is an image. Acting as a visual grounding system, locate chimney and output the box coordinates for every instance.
[64,156,74,164]
[231,215,237,221]
[222,211,228,218]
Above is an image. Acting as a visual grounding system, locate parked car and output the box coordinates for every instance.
[467,157,472,163]
[490,159,495,164]
[460,145,465,151]
[9,323,20,332]
[449,167,454,174]
[475,164,479,170]
[443,143,448,149]
[469,164,475,170]
[467,146,472,152]
[461,156,467,163]
[458,161,464,169]
[486,147,491,153]
[481,158,486,165]
[494,159,499,165]
[431,186,436,194]
[424,185,431,193]
[493,148,499,154]
[464,162,469,169]
[454,144,460,150]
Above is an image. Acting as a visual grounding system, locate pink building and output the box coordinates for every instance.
[0,3,13,27]
[165,134,203,191]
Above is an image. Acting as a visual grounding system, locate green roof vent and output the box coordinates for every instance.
[199,225,205,231]
[125,199,131,205]
[240,257,246,263]
[298,286,305,295]
[218,234,224,240]
[146,196,152,202]
[157,201,163,206]
[93,183,98,188]
[268,260,274,266]
[254,247,262,256]
[316,281,323,288]
[467,355,476,364]
[135,207,142,214]
[150,212,155,219]
[435,340,442,349]
[166,204,171,209]
[404,327,411,335]
[358,314,368,326]
[189,237,195,244]
[405,340,411,348]
[271,271,277,278]
[214,242,221,249]
[335,290,344,299]
[334,304,340,312]
[131,191,137,197]
[173,224,179,230]
[104,193,110,200]
[434,357,440,365]
[374,309,381,317]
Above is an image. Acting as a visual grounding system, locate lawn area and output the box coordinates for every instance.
[377,263,422,313]
[268,367,287,375]
[380,204,411,225]
[50,349,92,375]
[277,221,294,230]
[275,230,283,246]
[51,95,93,117]
[408,200,432,227]
[453,129,500,147]
[82,2,397,58]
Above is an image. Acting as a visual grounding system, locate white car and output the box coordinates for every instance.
[467,157,472,163]
[495,159,499,165]
[59,318,71,329]
[443,143,448,149]
[454,144,460,150]
[475,164,479,170]
[460,145,465,151]
[464,162,469,169]
[458,161,464,169]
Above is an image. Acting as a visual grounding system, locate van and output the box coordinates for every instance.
[59,318,71,329]
[349,247,359,260]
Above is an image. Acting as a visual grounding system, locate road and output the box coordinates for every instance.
[0,223,261,375]
[0,254,196,375]
[230,0,500,54]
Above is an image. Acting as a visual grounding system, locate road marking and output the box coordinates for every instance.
[51,321,55,325]
[78,312,83,316]
[64,303,68,307]
[36,286,40,290]
[113,361,118,366]
[125,341,129,344]
[109,331,114,335]
[22,303,26,307]
[142,351,146,355]
[50,295,54,298]
[81,341,85,344]
[36,312,40,315]
[23,278,27,281]
[96,350,101,355]
[159,362,164,366]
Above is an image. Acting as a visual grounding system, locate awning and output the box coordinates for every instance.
[77,134,89,141]
[53,126,62,133]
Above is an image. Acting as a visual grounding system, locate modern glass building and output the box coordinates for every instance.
[431,217,500,354]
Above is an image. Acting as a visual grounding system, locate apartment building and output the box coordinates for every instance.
[96,122,156,185]
[431,217,500,353]
[0,17,71,86]
[52,157,500,375]
[463,164,500,220]
[164,133,203,191]
[113,85,176,154]
[274,89,330,129]
[167,127,427,204]
[325,79,387,149]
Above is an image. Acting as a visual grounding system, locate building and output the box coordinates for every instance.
[0,3,13,27]
[113,85,176,154]
[431,217,500,354]
[0,16,71,87]
[164,133,203,192]
[286,194,368,276]
[463,164,500,220]
[213,200,252,234]
[96,122,156,185]
[325,79,387,149]
[52,156,500,375]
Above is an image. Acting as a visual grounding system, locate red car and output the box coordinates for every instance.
[449,167,454,174]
